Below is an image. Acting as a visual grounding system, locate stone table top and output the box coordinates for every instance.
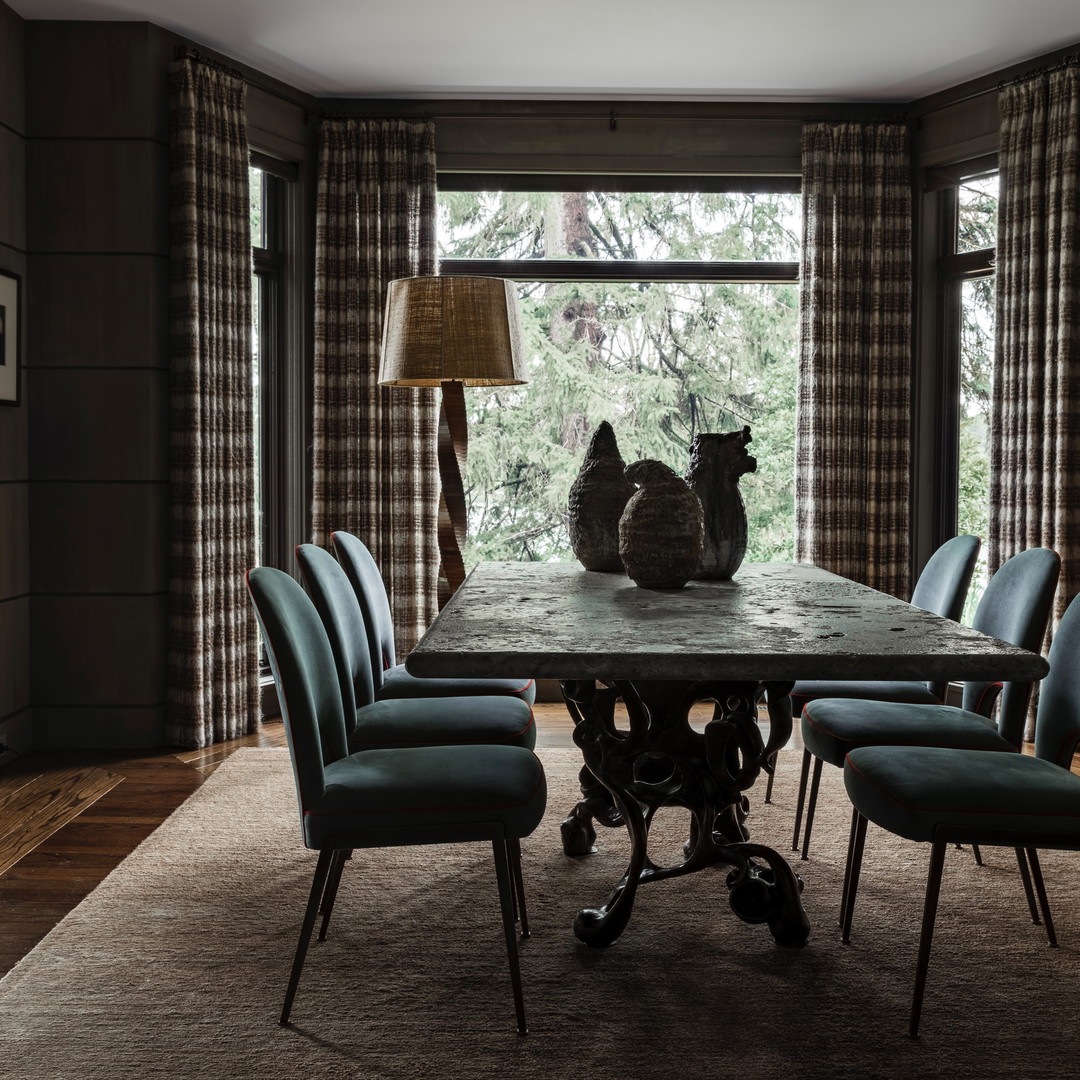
[406,561,1050,684]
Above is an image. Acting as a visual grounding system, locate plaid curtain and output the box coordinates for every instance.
[796,121,913,598]
[167,59,258,749]
[992,67,1080,626]
[312,119,439,656]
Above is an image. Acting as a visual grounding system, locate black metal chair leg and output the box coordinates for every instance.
[1025,848,1057,946]
[492,838,528,1035]
[792,748,812,851]
[910,840,947,1038]
[971,843,983,866]
[841,811,868,944]
[800,755,824,861]
[281,848,335,1026]
[507,838,530,937]
[1014,846,1041,925]
[839,805,860,928]
[764,749,777,804]
[318,849,349,941]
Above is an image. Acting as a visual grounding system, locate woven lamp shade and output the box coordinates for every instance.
[379,276,528,386]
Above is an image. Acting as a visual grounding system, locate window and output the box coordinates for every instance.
[937,169,997,619]
[249,154,300,573]
[437,180,801,567]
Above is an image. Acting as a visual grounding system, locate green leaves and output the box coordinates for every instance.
[439,191,800,565]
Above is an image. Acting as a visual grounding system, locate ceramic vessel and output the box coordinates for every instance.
[618,459,704,589]
[567,422,635,572]
[685,426,756,580]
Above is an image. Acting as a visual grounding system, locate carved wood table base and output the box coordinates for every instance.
[558,677,810,949]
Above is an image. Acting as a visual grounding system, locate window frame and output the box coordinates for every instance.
[930,163,997,546]
[250,151,303,577]
[437,172,801,286]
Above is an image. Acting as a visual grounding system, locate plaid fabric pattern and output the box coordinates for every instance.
[167,60,259,749]
[992,68,1080,630]
[796,122,913,599]
[312,119,439,657]
[993,68,1080,609]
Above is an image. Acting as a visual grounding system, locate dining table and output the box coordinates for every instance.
[406,560,1050,950]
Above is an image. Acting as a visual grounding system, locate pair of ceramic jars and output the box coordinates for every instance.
[567,421,757,589]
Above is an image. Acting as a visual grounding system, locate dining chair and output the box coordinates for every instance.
[796,546,1059,860]
[839,587,1080,1037]
[246,565,548,1034]
[777,534,981,821]
[296,542,536,750]
[331,530,537,705]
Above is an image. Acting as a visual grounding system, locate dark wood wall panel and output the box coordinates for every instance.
[27,141,169,255]
[0,2,24,127]
[28,369,167,481]
[914,94,999,169]
[434,113,805,175]
[26,20,170,141]
[30,483,167,593]
[30,595,167,706]
[0,1,29,752]
[25,21,173,750]
[0,128,25,251]
[0,597,30,721]
[29,255,169,368]
[30,706,165,750]
[0,383,28,480]
[0,483,29,597]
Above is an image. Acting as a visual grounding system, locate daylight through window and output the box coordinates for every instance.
[437,187,801,567]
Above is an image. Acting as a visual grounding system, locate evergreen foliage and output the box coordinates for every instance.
[438,191,801,566]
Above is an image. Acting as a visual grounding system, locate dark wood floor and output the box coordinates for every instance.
[0,704,578,978]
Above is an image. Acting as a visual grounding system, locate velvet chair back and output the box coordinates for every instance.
[960,547,1060,745]
[246,566,350,828]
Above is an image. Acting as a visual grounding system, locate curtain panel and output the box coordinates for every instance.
[992,67,1080,638]
[312,119,439,657]
[796,121,913,599]
[167,59,259,749]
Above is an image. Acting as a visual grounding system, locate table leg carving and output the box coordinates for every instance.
[559,676,809,949]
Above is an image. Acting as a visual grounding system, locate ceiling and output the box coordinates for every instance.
[10,0,1080,101]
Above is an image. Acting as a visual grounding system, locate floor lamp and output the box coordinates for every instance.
[379,276,528,601]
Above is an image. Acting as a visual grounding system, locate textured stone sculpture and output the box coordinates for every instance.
[686,425,757,580]
[567,421,635,572]
[618,459,704,589]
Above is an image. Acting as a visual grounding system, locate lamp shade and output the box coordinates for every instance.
[378,276,529,387]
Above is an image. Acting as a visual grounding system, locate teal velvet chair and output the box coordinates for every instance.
[779,534,981,823]
[246,565,548,1033]
[795,546,1059,860]
[296,542,536,751]
[331,530,536,705]
[840,588,1080,1037]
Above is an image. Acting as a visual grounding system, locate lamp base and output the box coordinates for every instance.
[437,379,468,606]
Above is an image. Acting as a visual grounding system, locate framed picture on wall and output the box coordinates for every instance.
[0,269,20,406]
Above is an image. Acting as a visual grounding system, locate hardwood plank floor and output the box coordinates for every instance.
[0,705,575,977]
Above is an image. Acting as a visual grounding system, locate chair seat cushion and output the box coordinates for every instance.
[348,694,536,752]
[380,664,536,705]
[802,699,1012,768]
[305,744,547,848]
[844,744,1080,845]
[790,680,939,716]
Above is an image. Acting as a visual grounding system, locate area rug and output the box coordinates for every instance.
[1,746,1077,1079]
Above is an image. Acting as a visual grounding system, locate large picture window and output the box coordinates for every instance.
[438,181,801,566]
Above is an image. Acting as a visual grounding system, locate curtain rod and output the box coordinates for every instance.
[313,107,889,125]
[173,45,245,81]
[913,51,1079,118]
